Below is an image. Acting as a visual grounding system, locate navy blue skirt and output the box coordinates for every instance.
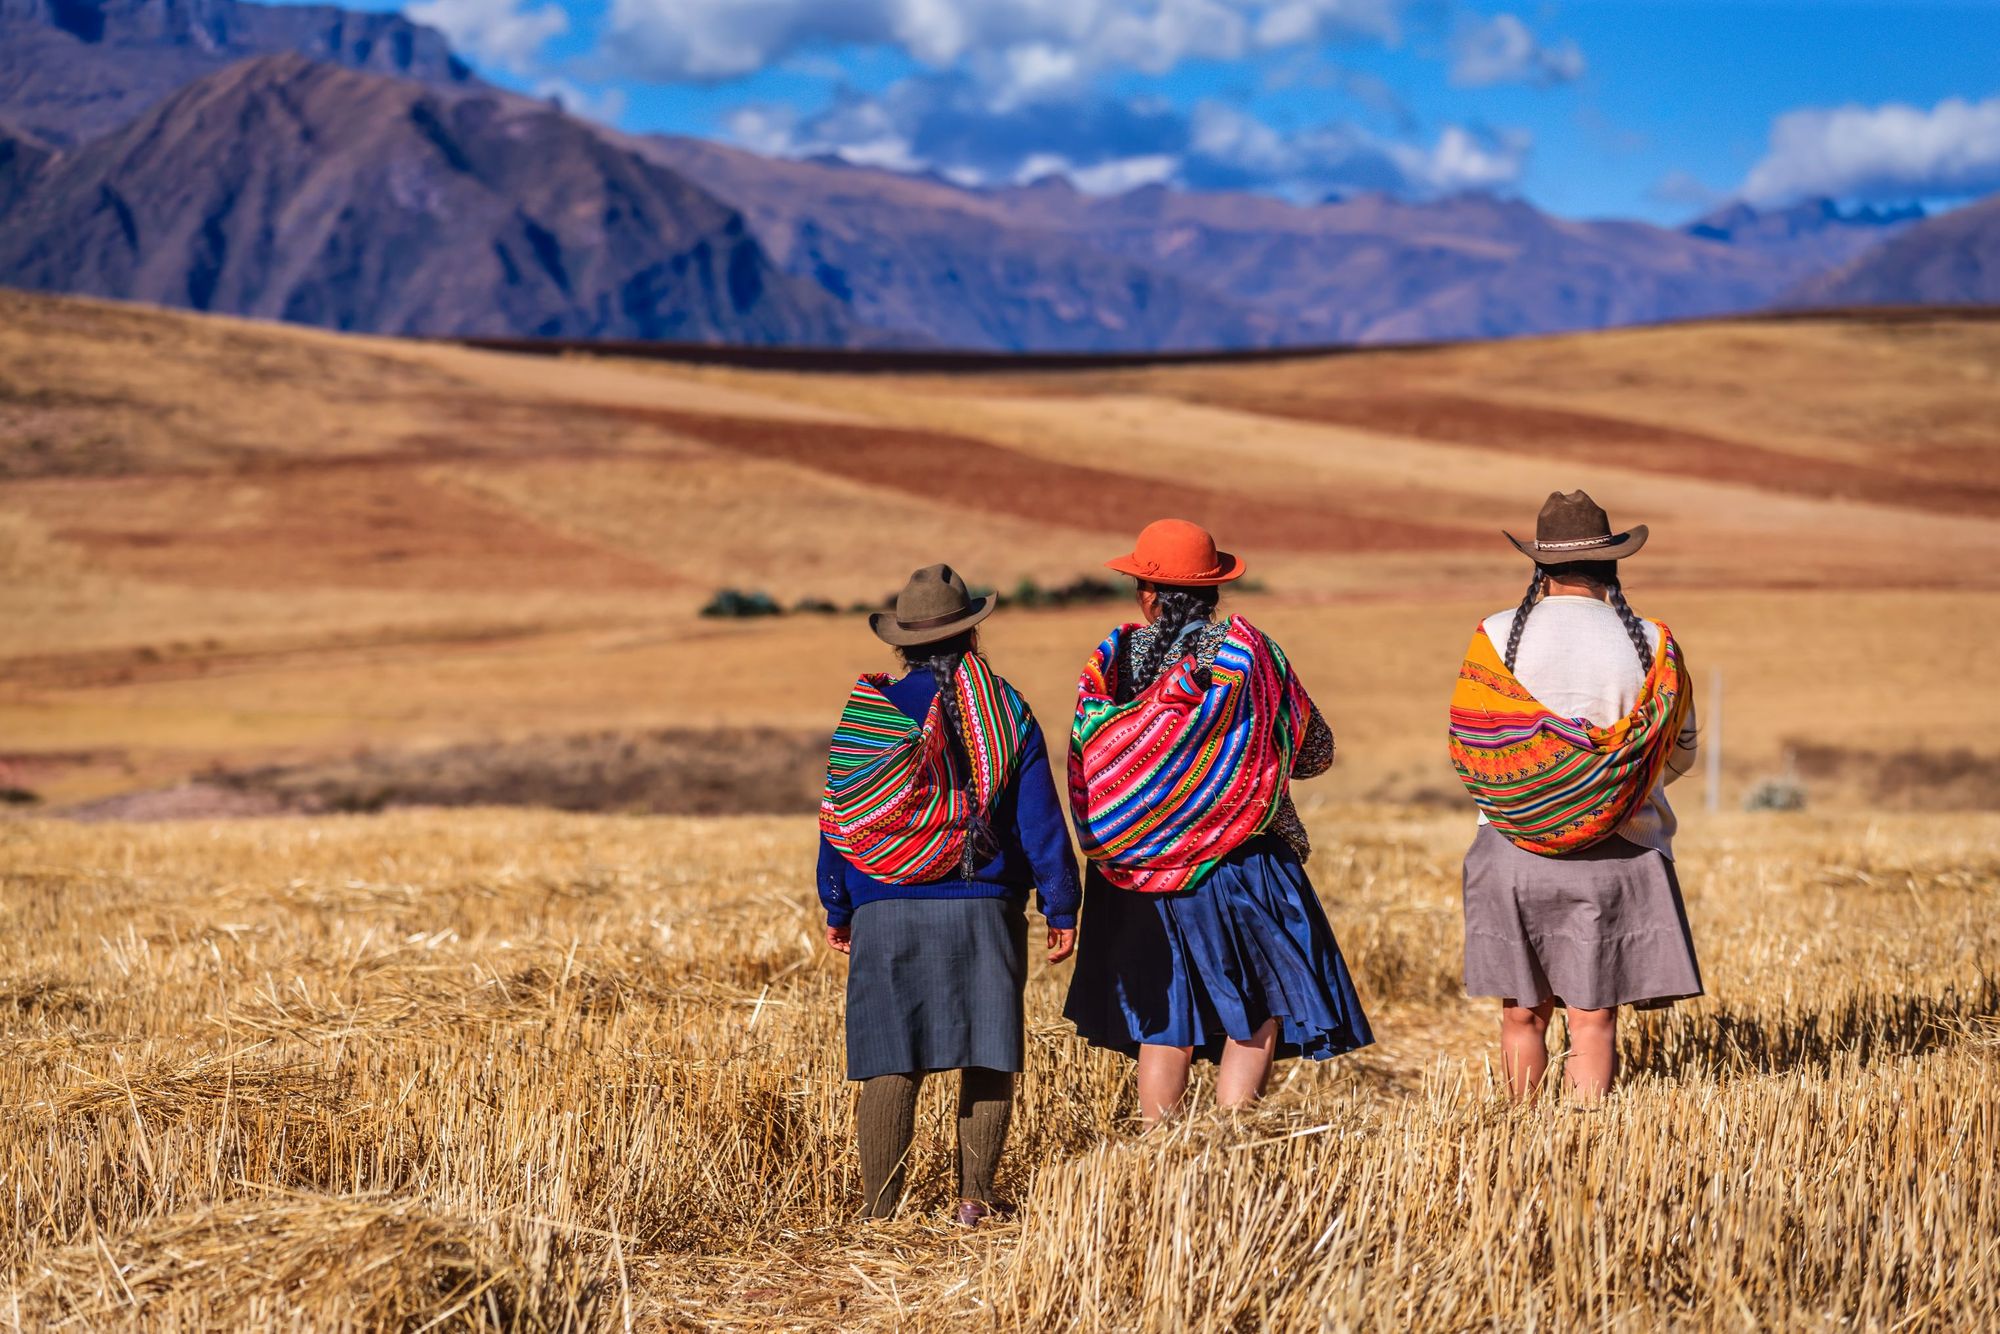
[1062,836,1374,1063]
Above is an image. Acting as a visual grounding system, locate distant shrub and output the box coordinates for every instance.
[1744,778,1808,812]
[701,574,1204,621]
[0,786,38,805]
[996,576,1130,610]
[699,589,784,619]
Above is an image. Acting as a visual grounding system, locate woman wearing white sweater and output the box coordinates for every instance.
[1448,491,1702,1102]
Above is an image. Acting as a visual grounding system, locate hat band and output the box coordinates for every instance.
[896,606,973,631]
[1535,533,1619,552]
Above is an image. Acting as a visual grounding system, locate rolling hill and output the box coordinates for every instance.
[1,290,1995,813]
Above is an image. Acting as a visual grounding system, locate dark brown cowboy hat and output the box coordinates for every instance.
[869,563,997,647]
[1505,490,1649,564]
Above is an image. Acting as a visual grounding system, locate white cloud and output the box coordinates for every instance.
[1740,96,2000,206]
[1066,153,1182,193]
[533,78,629,125]
[1449,13,1584,88]
[1400,123,1531,192]
[1188,104,1528,195]
[407,0,568,75]
[732,77,1528,199]
[604,0,1405,87]
[637,0,1541,204]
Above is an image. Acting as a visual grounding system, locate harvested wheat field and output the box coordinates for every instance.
[3,292,1999,1328]
[1,807,1996,1328]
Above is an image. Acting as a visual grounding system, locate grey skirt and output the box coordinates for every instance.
[1462,824,1702,1011]
[845,896,1028,1081]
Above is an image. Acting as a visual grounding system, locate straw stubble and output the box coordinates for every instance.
[0,807,1994,1329]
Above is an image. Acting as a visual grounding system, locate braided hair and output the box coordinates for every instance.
[1501,568,1545,674]
[1605,582,1655,675]
[897,629,999,875]
[1118,581,1221,703]
[1504,559,1652,676]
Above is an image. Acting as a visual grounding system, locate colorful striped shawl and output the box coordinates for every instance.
[1447,619,1691,856]
[820,654,1034,885]
[1070,616,1315,895]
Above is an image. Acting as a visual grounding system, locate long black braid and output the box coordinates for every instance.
[1501,568,1545,673]
[1505,559,1652,675]
[898,629,999,875]
[1605,582,1655,674]
[1117,582,1221,703]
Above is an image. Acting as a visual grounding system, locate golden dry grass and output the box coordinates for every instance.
[2,805,1996,1328]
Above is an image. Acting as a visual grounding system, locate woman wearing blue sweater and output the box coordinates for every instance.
[818,563,1079,1226]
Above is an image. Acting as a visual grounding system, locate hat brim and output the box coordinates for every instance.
[1506,524,1649,565]
[868,595,997,647]
[1103,550,1247,586]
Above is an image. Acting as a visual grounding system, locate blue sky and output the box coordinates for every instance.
[370,0,2000,222]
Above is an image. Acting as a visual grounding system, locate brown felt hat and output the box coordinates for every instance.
[1505,490,1649,565]
[869,563,997,647]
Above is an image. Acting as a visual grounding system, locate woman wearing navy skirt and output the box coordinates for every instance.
[819,563,1079,1223]
[1063,520,1372,1125]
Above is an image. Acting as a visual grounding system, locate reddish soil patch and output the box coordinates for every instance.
[63,782,292,822]
[36,468,679,594]
[1192,391,2000,518]
[1790,742,2000,810]
[60,728,828,820]
[0,623,556,692]
[600,405,1481,553]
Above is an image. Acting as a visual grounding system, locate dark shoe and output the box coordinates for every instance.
[956,1200,1016,1228]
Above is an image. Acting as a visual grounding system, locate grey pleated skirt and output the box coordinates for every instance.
[1462,824,1702,1011]
[845,896,1028,1081]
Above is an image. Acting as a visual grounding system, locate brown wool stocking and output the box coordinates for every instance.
[856,1072,923,1219]
[956,1067,1015,1205]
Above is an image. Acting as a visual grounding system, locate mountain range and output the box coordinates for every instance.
[0,54,850,340]
[1,0,1993,349]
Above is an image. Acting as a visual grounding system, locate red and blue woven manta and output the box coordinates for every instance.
[1070,616,1315,894]
[820,654,1034,884]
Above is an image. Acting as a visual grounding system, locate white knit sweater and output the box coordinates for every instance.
[1479,595,1700,858]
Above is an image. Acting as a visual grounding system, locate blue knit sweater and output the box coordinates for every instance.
[817,671,1081,930]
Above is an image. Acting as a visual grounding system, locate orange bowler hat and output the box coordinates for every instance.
[1104,518,1245,586]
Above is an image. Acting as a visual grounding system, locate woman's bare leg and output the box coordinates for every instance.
[1499,1000,1555,1101]
[1562,1006,1617,1101]
[1135,1043,1194,1127]
[1215,1018,1279,1109]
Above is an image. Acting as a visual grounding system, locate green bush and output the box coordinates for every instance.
[699,589,784,619]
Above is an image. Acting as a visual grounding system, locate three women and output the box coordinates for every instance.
[817,497,1704,1219]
